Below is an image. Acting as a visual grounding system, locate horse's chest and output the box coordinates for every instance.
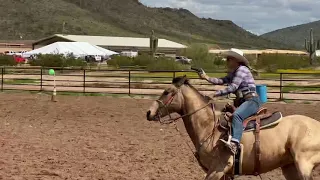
[198,148,214,169]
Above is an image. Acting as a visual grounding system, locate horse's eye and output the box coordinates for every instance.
[163,91,169,95]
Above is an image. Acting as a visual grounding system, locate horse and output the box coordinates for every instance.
[146,76,320,180]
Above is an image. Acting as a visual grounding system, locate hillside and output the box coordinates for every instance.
[0,0,290,49]
[261,20,320,49]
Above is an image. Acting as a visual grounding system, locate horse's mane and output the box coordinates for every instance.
[172,76,209,103]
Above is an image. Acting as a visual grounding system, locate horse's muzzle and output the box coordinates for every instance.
[146,110,158,121]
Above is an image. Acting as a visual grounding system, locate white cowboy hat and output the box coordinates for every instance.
[222,48,249,66]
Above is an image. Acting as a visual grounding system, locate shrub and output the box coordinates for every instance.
[244,54,258,67]
[108,54,156,68]
[132,54,153,67]
[146,57,188,71]
[213,56,225,67]
[316,57,320,64]
[180,44,217,71]
[256,53,310,72]
[29,54,87,68]
[63,54,87,67]
[0,55,17,66]
[107,55,133,67]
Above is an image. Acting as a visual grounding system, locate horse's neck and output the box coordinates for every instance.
[180,86,216,149]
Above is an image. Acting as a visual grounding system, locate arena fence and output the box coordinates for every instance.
[1,67,320,102]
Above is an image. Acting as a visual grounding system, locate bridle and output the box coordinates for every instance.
[155,90,178,124]
[155,88,216,124]
[154,86,227,170]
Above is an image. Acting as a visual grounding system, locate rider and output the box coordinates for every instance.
[198,48,262,154]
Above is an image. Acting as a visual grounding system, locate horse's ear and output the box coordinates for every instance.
[175,75,188,87]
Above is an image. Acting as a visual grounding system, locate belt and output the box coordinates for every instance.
[244,92,258,99]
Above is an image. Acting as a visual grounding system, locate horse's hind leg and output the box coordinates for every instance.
[281,164,300,180]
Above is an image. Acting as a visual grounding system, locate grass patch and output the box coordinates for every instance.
[303,101,312,104]
[132,72,226,78]
[5,79,38,85]
[57,91,133,98]
[54,91,153,99]
[131,72,307,80]
[277,69,320,74]
[283,99,294,103]
[282,83,320,92]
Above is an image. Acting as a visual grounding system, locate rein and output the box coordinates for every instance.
[156,91,215,123]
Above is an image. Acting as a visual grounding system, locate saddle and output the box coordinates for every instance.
[222,103,283,176]
[223,103,281,132]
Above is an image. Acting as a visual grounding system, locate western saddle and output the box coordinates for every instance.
[222,103,273,176]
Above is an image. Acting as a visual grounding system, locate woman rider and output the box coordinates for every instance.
[198,48,262,154]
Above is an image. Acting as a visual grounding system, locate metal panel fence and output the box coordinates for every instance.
[1,67,320,101]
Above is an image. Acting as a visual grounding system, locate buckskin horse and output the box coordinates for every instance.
[146,76,320,180]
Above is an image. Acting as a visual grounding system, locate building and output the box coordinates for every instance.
[209,49,308,56]
[0,42,32,53]
[32,34,187,55]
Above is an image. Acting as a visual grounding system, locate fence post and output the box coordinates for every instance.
[128,70,131,96]
[40,68,43,91]
[279,73,283,100]
[173,71,176,78]
[83,69,86,93]
[1,68,3,92]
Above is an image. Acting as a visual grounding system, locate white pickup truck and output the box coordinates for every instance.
[175,56,192,64]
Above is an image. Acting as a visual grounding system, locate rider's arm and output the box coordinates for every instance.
[214,67,247,96]
[207,74,231,85]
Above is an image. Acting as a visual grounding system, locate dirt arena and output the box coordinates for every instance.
[0,93,319,180]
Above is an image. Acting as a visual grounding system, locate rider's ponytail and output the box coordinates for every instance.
[247,66,259,77]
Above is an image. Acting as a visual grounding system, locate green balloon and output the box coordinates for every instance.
[49,69,55,76]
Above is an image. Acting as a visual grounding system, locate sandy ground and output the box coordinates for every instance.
[0,93,319,180]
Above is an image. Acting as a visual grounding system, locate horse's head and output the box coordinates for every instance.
[146,75,188,121]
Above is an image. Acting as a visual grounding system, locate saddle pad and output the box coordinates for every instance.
[244,112,283,132]
[234,143,244,175]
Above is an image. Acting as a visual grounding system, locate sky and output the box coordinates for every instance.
[139,0,320,35]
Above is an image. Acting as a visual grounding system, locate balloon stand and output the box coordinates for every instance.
[51,86,57,102]
[51,74,57,102]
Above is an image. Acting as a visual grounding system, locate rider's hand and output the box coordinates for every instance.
[199,73,209,80]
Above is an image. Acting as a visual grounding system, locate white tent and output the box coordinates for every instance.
[25,42,118,57]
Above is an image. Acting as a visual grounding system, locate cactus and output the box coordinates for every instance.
[305,28,320,65]
[62,22,66,35]
[150,30,158,57]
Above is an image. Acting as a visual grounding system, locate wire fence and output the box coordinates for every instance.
[1,67,320,101]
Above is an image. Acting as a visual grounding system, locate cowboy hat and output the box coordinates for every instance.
[222,48,249,66]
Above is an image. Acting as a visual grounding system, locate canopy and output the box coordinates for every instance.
[25,42,118,57]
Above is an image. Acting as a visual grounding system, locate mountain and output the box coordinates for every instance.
[261,21,320,49]
[0,0,290,49]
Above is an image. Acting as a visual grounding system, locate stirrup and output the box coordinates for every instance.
[219,136,237,154]
[220,135,232,145]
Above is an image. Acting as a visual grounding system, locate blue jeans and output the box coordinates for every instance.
[231,96,262,143]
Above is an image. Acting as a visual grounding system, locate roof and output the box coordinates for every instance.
[209,49,308,55]
[26,42,118,56]
[0,40,34,45]
[33,34,187,49]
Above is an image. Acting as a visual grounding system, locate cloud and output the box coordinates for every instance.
[140,0,320,35]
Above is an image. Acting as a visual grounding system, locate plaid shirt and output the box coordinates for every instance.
[208,66,256,96]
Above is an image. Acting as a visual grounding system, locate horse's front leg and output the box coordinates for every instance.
[204,171,224,180]
[204,155,233,180]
